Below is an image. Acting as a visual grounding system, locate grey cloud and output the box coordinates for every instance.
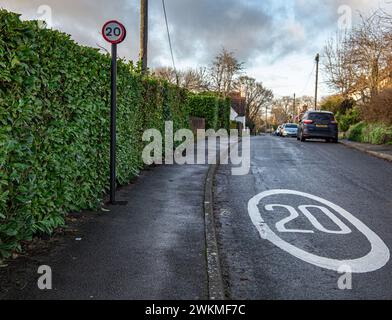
[1,0,389,70]
[148,0,386,69]
[148,0,300,67]
[0,0,140,61]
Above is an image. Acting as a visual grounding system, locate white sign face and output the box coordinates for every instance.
[102,20,126,44]
[248,189,390,273]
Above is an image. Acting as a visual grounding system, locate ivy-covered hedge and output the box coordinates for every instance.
[0,11,231,260]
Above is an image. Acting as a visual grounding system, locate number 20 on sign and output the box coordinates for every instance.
[102,20,127,205]
[102,20,127,44]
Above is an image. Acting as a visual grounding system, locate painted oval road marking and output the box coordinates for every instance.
[247,189,390,273]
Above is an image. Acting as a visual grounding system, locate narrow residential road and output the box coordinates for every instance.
[214,135,392,300]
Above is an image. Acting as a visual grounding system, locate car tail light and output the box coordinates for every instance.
[303,120,313,124]
[330,120,337,124]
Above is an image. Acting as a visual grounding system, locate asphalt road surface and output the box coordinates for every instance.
[2,164,208,300]
[214,135,392,300]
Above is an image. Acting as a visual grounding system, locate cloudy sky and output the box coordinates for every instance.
[1,0,391,98]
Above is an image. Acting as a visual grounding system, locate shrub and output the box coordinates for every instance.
[347,122,392,145]
[347,122,366,142]
[337,107,360,132]
[363,123,392,145]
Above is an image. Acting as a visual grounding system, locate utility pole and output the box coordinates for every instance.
[314,53,320,110]
[293,93,296,121]
[140,0,148,73]
[265,106,269,134]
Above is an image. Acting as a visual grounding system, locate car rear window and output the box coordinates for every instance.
[285,124,298,128]
[307,113,334,121]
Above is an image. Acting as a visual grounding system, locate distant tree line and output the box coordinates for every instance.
[153,48,274,132]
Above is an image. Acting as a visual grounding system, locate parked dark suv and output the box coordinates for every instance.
[297,111,338,143]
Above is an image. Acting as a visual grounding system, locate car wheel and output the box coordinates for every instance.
[332,138,338,143]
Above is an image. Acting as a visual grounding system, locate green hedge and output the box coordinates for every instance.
[0,11,231,260]
[347,122,392,145]
[218,97,231,131]
[188,95,218,130]
[188,94,231,131]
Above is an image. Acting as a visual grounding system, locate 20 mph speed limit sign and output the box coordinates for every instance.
[101,20,127,205]
[102,20,126,44]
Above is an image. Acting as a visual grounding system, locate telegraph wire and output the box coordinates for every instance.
[162,0,178,84]
[299,61,316,96]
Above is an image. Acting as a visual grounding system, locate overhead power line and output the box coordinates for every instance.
[299,61,316,96]
[162,0,177,80]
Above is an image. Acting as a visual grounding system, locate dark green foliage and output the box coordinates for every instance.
[0,11,205,260]
[347,122,366,142]
[218,97,231,131]
[188,94,230,131]
[188,95,219,130]
[340,99,356,114]
[321,96,359,132]
[348,122,392,145]
[336,107,360,132]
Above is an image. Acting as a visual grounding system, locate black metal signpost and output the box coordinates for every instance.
[102,20,127,204]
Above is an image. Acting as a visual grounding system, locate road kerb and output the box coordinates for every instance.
[204,163,225,300]
[340,140,392,163]
[203,139,239,300]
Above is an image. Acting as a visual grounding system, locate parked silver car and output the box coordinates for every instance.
[281,123,299,138]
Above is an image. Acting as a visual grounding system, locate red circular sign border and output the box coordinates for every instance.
[102,20,126,44]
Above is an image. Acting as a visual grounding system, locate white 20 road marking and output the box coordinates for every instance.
[265,204,352,235]
[248,190,390,273]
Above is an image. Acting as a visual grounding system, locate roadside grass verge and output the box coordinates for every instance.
[347,122,392,145]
